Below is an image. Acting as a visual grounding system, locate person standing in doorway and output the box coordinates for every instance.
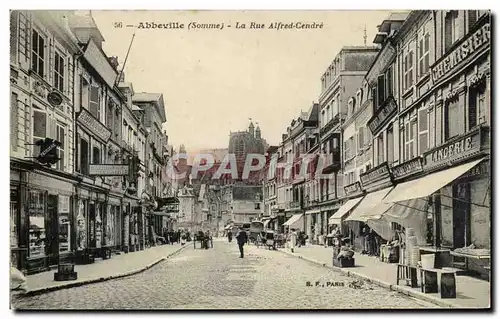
[236,227,248,258]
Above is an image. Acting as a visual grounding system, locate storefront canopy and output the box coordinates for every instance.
[283,213,303,230]
[328,196,364,225]
[345,187,394,222]
[383,158,485,204]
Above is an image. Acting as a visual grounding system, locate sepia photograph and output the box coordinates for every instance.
[7,7,491,310]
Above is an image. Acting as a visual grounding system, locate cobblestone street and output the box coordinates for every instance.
[12,240,439,310]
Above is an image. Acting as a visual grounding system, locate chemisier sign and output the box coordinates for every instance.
[391,157,424,180]
[77,108,112,142]
[431,22,490,84]
[424,130,481,170]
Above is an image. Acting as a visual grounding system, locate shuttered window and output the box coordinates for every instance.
[31,29,45,77]
[89,86,100,119]
[10,11,18,63]
[387,125,394,164]
[377,74,385,107]
[404,50,414,91]
[418,108,428,155]
[419,34,430,78]
[445,99,464,141]
[10,93,18,151]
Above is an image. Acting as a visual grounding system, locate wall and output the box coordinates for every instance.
[232,200,260,222]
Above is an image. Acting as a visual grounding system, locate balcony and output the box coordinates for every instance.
[320,114,340,137]
[367,95,397,135]
[321,151,341,174]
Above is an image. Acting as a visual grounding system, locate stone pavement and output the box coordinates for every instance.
[19,243,191,295]
[278,244,490,309]
[11,240,438,309]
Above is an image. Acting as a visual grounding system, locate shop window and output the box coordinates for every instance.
[387,125,394,164]
[32,108,47,156]
[468,81,487,129]
[418,33,430,78]
[58,196,70,253]
[404,50,414,91]
[418,108,429,154]
[54,51,65,93]
[55,123,66,171]
[28,190,46,259]
[10,186,19,250]
[444,99,464,141]
[89,85,100,120]
[445,11,460,52]
[31,28,45,78]
[10,92,18,151]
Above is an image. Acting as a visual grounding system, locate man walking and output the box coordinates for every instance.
[236,227,248,258]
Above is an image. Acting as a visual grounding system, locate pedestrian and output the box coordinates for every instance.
[180,230,187,246]
[235,227,248,258]
[289,228,298,253]
[177,229,181,244]
[362,226,370,255]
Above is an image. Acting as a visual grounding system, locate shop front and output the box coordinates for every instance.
[74,180,110,264]
[11,165,78,274]
[383,126,490,274]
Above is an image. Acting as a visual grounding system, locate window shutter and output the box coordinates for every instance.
[49,39,55,84]
[10,93,18,151]
[377,75,385,106]
[418,109,428,132]
[468,10,478,31]
[18,11,30,70]
[10,11,18,63]
[358,128,364,149]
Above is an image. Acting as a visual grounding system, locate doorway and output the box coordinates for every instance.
[46,194,59,265]
[453,183,471,249]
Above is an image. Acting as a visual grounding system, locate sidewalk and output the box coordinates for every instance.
[278,244,490,309]
[20,243,191,296]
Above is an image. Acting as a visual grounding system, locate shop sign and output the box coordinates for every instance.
[457,160,490,180]
[29,172,73,193]
[424,128,482,170]
[344,181,362,196]
[360,162,391,187]
[77,108,112,143]
[367,96,397,135]
[391,157,424,180]
[431,22,490,84]
[89,164,129,176]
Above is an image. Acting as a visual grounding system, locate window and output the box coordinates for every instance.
[32,108,47,155]
[387,125,394,164]
[405,120,417,160]
[11,93,18,151]
[445,11,460,52]
[31,29,45,77]
[107,101,114,129]
[54,51,65,92]
[386,67,393,97]
[377,134,384,165]
[418,34,430,78]
[468,81,487,129]
[92,146,101,164]
[89,86,100,119]
[56,124,66,171]
[254,203,260,210]
[80,138,89,175]
[404,50,414,91]
[358,127,365,153]
[444,99,464,141]
[377,74,385,107]
[418,109,429,154]
[467,11,479,32]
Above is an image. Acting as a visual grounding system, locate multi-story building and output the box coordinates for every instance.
[316,46,379,243]
[229,185,263,223]
[10,10,81,273]
[176,186,196,231]
[383,10,491,275]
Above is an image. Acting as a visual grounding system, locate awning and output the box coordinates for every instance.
[283,213,303,230]
[345,187,394,222]
[328,196,364,225]
[305,208,321,215]
[384,158,485,203]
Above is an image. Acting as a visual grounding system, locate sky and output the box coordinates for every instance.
[91,10,392,153]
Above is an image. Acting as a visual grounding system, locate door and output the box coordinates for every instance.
[46,194,59,265]
[453,183,471,249]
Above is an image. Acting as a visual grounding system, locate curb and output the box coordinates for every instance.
[277,249,457,308]
[22,243,192,297]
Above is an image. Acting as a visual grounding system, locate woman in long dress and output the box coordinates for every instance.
[289,228,298,253]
